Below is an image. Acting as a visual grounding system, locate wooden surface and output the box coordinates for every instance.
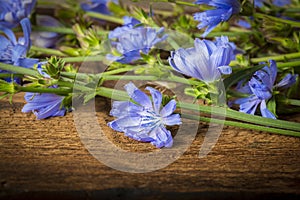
[1,93,300,199]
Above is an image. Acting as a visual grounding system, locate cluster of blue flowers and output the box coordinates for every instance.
[107,17,168,63]
[0,0,298,148]
[0,1,66,120]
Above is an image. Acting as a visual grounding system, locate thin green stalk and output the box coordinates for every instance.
[229,27,252,33]
[283,8,300,13]
[0,63,39,78]
[62,56,104,62]
[254,13,300,27]
[102,74,201,86]
[251,52,300,63]
[61,66,137,80]
[16,85,71,95]
[103,75,158,81]
[95,86,300,136]
[30,46,67,56]
[283,99,300,107]
[181,113,300,137]
[96,87,129,101]
[60,72,89,80]
[103,66,138,75]
[32,26,75,34]
[199,31,251,38]
[57,80,93,92]
[86,12,124,24]
[178,102,300,132]
[277,61,300,69]
[0,74,23,79]
[151,0,198,7]
[32,26,109,35]
[169,75,201,86]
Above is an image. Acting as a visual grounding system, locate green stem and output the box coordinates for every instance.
[181,114,300,137]
[85,12,124,24]
[0,63,39,78]
[62,56,104,62]
[178,102,300,132]
[283,99,300,107]
[0,74,23,79]
[96,87,129,101]
[200,31,251,38]
[103,66,138,75]
[32,26,109,35]
[151,0,198,7]
[102,74,201,86]
[251,52,300,63]
[277,61,300,69]
[283,8,300,13]
[254,13,300,27]
[61,66,138,80]
[30,46,67,56]
[103,75,158,81]
[32,26,75,34]
[16,85,71,95]
[95,86,300,136]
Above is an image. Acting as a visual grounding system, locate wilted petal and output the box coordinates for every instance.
[275,73,298,89]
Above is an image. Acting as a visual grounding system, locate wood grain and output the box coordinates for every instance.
[1,93,300,199]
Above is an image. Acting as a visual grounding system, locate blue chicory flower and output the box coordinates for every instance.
[235,19,251,29]
[0,0,36,29]
[108,16,141,39]
[0,18,39,83]
[255,0,291,7]
[193,0,241,37]
[31,15,62,48]
[81,0,118,15]
[22,92,66,120]
[108,82,181,148]
[21,62,67,119]
[273,0,291,7]
[234,60,298,119]
[168,36,235,83]
[107,27,168,63]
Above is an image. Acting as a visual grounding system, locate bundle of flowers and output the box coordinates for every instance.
[0,0,300,150]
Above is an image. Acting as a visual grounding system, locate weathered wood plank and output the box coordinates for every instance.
[0,93,300,199]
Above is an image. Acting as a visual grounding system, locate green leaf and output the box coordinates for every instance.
[0,79,16,93]
[267,97,277,118]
